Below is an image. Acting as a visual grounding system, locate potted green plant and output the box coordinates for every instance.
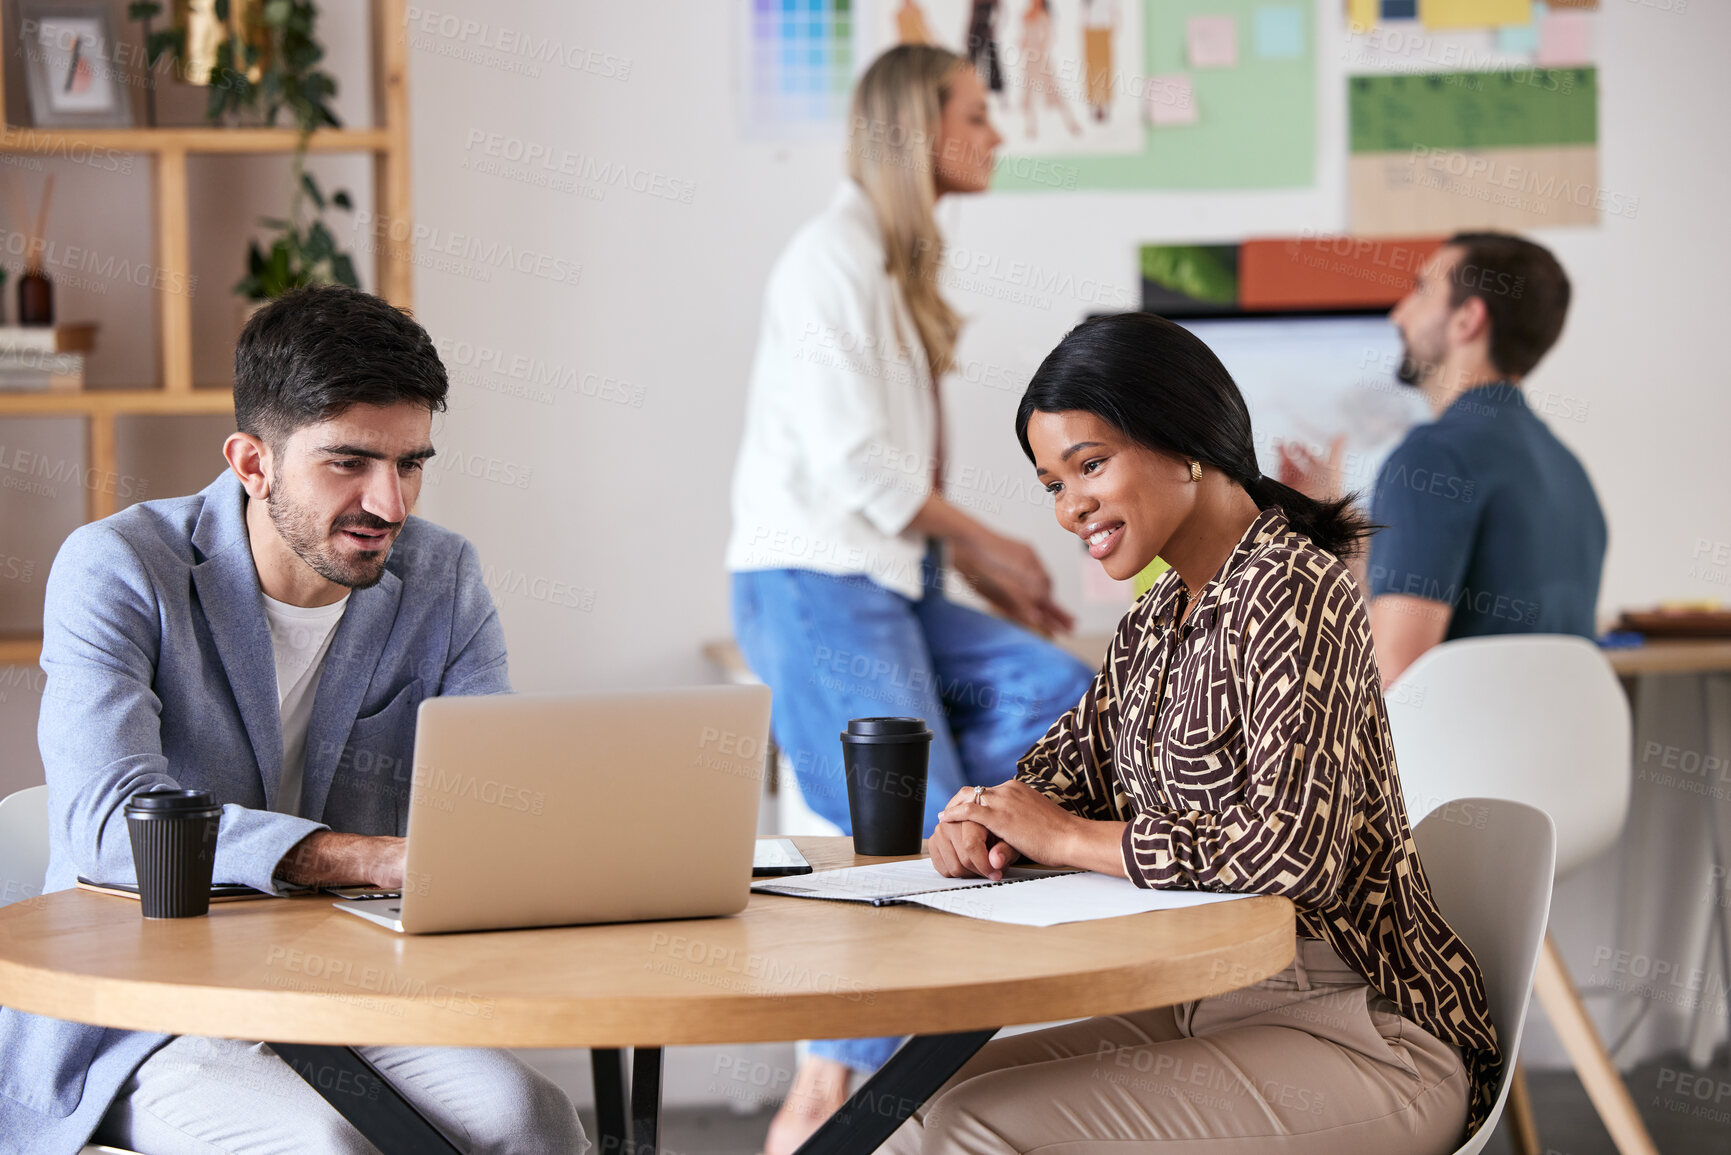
[235,169,358,298]
[131,0,361,300]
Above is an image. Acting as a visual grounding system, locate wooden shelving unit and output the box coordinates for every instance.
[0,0,414,664]
[0,635,41,666]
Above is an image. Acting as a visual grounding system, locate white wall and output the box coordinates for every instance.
[403,0,1731,697]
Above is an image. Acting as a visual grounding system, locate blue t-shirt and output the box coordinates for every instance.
[1367,383,1606,640]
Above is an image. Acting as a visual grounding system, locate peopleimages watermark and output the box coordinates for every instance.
[461,130,695,205]
[481,564,598,613]
[350,211,583,288]
[1687,537,1731,588]
[809,645,1046,722]
[1366,565,1541,626]
[434,337,647,409]
[1654,1065,1731,1125]
[422,446,534,490]
[1637,739,1731,801]
[647,931,875,1002]
[1589,945,1730,1014]
[0,228,195,299]
[0,554,36,583]
[16,17,202,103]
[0,126,133,174]
[1092,1043,1331,1118]
[402,7,633,81]
[413,765,546,815]
[264,944,496,1019]
[915,238,1135,311]
[1343,32,1588,89]
[861,441,1054,518]
[1292,230,1539,301]
[1407,146,1639,221]
[0,443,150,503]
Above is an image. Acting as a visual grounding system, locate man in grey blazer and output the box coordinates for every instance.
[0,286,585,1154]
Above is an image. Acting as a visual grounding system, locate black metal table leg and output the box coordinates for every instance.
[269,1042,463,1155]
[590,1047,628,1154]
[794,1029,998,1155]
[631,1045,665,1155]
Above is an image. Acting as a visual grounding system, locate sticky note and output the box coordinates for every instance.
[1145,74,1198,126]
[1254,6,1304,59]
[1186,15,1238,68]
[1420,0,1531,29]
[1496,4,1542,54]
[1536,10,1592,64]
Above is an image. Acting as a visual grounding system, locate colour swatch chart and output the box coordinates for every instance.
[740,0,858,137]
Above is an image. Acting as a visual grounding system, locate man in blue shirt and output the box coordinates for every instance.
[1366,232,1606,684]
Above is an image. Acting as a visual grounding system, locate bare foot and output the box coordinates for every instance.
[762,1057,852,1155]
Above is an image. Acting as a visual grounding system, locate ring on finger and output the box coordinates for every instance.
[972,785,985,807]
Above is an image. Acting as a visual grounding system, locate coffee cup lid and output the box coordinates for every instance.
[125,788,216,813]
[845,717,931,737]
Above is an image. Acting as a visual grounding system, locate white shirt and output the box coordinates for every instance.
[261,592,350,817]
[725,180,939,600]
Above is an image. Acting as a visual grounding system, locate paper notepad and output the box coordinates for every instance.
[751,859,1253,927]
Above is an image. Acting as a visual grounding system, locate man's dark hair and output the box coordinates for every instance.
[234,284,448,447]
[1445,232,1571,379]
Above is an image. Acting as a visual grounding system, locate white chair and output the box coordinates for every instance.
[1413,798,1556,1154]
[0,785,142,1155]
[0,784,49,910]
[1387,635,1654,1155]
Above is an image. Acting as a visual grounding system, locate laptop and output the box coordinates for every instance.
[336,685,771,934]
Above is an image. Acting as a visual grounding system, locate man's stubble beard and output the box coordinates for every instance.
[265,474,396,590]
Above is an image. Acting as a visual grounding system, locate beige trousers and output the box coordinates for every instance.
[882,938,1469,1155]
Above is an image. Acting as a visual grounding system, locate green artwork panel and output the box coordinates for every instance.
[1348,68,1598,153]
[994,0,1315,192]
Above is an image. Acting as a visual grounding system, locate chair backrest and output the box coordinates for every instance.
[0,784,50,909]
[1413,798,1556,1155]
[1386,634,1629,877]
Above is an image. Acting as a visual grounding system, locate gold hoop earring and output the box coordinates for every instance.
[1188,460,1202,483]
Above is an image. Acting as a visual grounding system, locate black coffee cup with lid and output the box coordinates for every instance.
[124,789,221,918]
[839,717,934,856]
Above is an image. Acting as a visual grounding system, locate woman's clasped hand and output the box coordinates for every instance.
[929,781,1126,881]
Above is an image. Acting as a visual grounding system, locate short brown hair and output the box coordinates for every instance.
[1445,232,1571,379]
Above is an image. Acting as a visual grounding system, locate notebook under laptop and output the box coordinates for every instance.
[336,685,771,934]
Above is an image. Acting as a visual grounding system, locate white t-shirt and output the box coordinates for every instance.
[261,592,350,817]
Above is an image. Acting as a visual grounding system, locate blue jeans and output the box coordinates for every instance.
[731,558,1094,1073]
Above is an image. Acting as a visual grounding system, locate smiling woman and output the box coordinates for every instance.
[897,313,1503,1155]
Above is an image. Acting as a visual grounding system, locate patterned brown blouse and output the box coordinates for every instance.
[1017,507,1500,1130]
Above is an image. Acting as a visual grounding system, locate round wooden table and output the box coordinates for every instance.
[0,837,1294,1154]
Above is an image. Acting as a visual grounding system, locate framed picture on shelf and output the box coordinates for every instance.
[19,3,132,128]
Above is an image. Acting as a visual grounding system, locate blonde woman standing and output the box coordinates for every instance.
[726,45,1094,1154]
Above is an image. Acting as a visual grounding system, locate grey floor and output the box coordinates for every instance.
[580,1048,1731,1155]
[1480,1050,1731,1155]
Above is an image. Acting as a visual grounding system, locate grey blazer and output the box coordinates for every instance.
[0,471,510,1154]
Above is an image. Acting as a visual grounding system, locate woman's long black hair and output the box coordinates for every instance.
[1015,312,1373,559]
